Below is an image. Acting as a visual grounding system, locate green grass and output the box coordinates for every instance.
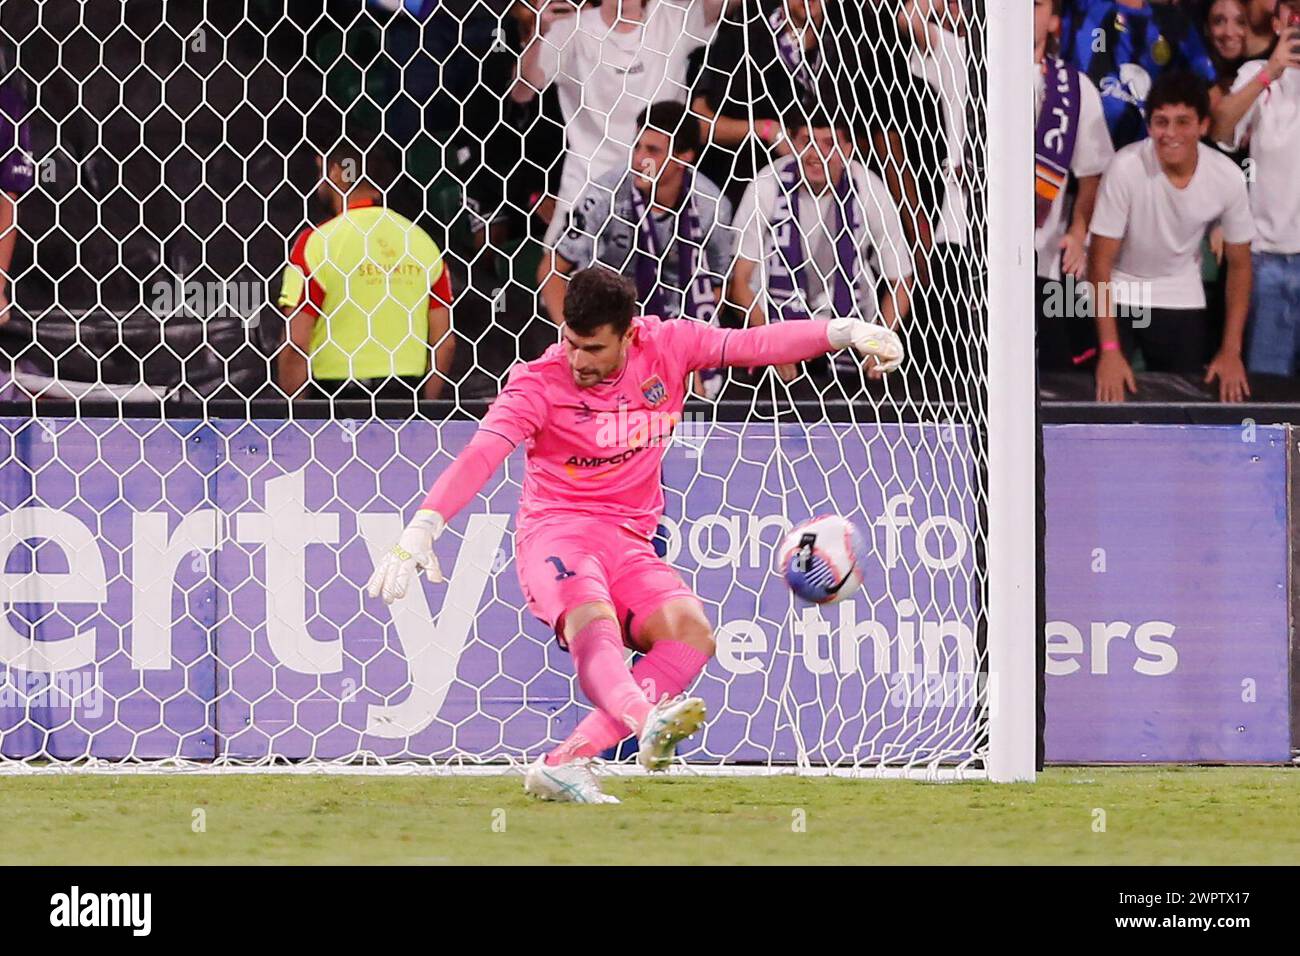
[1,767,1296,865]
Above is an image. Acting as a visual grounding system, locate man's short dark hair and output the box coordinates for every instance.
[1145,71,1211,122]
[326,141,398,192]
[784,107,853,140]
[564,266,637,337]
[636,100,703,158]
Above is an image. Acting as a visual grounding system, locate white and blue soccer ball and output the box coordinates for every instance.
[776,514,868,605]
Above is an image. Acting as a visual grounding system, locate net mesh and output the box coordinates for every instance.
[0,0,994,776]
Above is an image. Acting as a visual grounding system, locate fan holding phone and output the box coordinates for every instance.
[1209,0,1300,377]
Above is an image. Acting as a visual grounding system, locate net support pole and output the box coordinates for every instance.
[985,0,1038,782]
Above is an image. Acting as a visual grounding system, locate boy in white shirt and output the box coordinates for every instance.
[728,110,913,384]
[1090,72,1256,402]
[1211,0,1300,375]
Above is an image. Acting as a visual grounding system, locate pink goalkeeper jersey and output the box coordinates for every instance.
[480,315,733,541]
[420,314,833,538]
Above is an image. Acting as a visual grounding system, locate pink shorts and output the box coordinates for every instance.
[516,518,697,650]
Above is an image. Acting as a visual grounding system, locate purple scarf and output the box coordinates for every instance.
[1035,57,1081,229]
[769,4,820,103]
[628,169,718,325]
[768,158,864,322]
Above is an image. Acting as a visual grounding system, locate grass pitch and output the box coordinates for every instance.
[1,767,1295,865]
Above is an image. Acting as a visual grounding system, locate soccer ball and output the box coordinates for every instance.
[776,514,868,605]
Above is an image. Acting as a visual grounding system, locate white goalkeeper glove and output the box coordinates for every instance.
[365,509,446,605]
[827,317,905,373]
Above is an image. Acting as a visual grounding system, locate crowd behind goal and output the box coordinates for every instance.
[0,0,1296,407]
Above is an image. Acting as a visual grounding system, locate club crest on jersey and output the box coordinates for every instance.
[640,375,668,407]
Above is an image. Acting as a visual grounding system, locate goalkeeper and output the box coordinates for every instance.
[367,267,903,803]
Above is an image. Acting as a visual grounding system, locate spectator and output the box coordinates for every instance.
[1200,0,1252,345]
[1034,0,1115,370]
[1205,0,1251,102]
[513,0,736,269]
[728,110,912,383]
[489,3,569,243]
[899,0,971,250]
[1061,0,1217,149]
[858,0,948,287]
[276,142,455,402]
[691,0,868,207]
[897,0,972,361]
[0,73,33,327]
[542,102,733,324]
[1211,0,1300,375]
[1090,72,1254,402]
[542,100,733,395]
[1242,0,1284,56]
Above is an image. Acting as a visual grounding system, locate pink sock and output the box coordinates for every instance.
[546,639,710,765]
[545,709,627,765]
[567,617,652,736]
[631,640,710,703]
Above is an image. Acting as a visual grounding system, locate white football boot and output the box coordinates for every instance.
[523,755,621,804]
[637,695,707,772]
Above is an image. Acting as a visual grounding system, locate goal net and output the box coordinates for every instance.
[0,0,1035,778]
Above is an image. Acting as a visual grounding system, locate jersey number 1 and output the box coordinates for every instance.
[546,556,576,580]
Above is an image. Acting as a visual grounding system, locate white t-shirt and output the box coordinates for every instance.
[537,0,715,212]
[734,154,913,322]
[1090,140,1255,309]
[1227,60,1300,254]
[1033,65,1114,280]
[909,27,969,248]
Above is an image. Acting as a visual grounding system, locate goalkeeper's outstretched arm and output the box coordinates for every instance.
[367,362,546,604]
[365,429,513,604]
[683,315,905,375]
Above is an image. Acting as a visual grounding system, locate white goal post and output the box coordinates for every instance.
[984,0,1038,782]
[0,0,1036,781]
